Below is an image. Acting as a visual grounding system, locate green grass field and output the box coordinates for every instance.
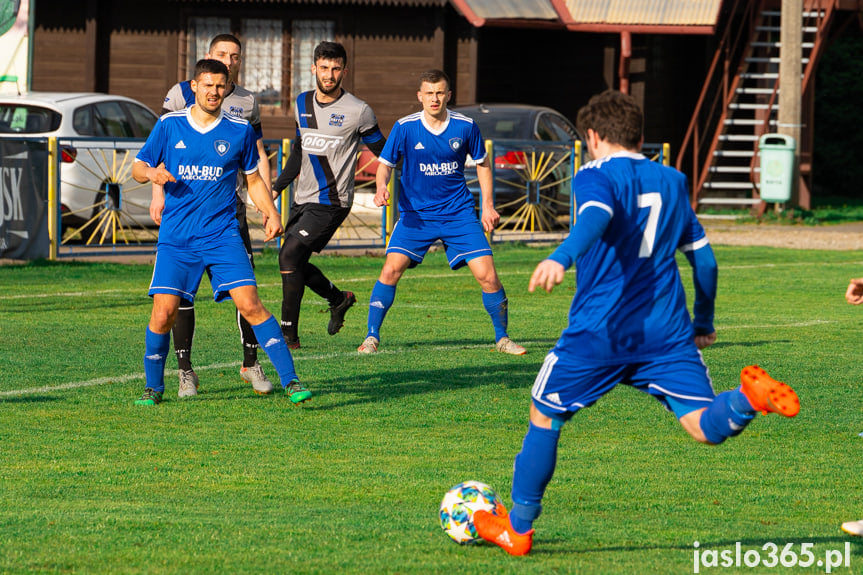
[2,243,863,574]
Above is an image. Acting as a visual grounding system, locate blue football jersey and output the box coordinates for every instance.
[136,109,259,246]
[379,110,486,219]
[559,151,709,363]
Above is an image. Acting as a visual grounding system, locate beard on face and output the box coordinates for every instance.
[316,74,341,95]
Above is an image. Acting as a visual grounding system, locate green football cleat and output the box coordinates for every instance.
[135,388,163,406]
[285,380,312,404]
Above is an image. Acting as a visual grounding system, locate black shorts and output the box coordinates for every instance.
[285,203,352,253]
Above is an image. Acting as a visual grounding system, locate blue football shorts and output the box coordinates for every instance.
[385,213,493,270]
[531,344,716,421]
[149,231,257,303]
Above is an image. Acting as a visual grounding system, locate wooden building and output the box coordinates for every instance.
[27,0,722,149]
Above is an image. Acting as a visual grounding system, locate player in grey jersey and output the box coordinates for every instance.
[151,33,275,397]
[272,41,385,347]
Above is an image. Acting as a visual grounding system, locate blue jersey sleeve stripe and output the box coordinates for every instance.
[577,200,613,218]
[679,236,710,252]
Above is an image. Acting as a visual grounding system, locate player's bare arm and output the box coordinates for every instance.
[846,278,863,305]
[149,166,168,224]
[245,169,283,241]
[374,162,392,207]
[528,259,566,293]
[255,138,272,194]
[133,161,176,186]
[475,159,499,232]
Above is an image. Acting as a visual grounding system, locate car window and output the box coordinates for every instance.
[545,114,578,141]
[124,102,157,137]
[463,112,528,140]
[536,115,556,141]
[0,104,61,134]
[73,105,95,135]
[92,101,135,137]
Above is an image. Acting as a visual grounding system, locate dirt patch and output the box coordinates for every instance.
[702,221,863,251]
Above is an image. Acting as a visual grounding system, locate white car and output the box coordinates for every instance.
[0,92,158,237]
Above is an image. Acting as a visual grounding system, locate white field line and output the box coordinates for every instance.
[0,315,841,397]
[0,342,521,397]
[0,273,530,302]
[5,259,863,302]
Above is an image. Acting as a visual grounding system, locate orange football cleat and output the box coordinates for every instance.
[740,365,800,417]
[474,508,534,556]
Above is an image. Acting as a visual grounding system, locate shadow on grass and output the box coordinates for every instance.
[0,395,62,404]
[709,340,788,349]
[168,335,545,409]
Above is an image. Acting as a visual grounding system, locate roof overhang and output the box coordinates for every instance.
[450,0,724,34]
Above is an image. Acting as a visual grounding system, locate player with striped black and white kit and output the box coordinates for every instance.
[272,41,386,348]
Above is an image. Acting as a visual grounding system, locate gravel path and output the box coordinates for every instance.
[3,220,862,266]
[702,221,863,251]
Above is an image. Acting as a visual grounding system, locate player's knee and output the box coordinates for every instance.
[529,402,569,430]
[150,306,177,332]
[279,235,310,273]
[379,266,404,285]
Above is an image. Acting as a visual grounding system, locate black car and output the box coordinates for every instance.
[452,104,582,226]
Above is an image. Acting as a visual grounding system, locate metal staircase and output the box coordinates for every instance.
[677,0,834,213]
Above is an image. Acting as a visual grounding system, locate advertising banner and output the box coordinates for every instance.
[0,138,49,260]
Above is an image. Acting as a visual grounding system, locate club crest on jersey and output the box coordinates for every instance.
[449,137,463,152]
[329,113,345,127]
[228,105,244,118]
[214,140,230,156]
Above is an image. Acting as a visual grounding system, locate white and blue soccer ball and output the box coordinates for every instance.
[439,480,501,544]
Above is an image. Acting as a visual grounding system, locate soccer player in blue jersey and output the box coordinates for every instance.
[473,90,800,555]
[841,277,863,536]
[273,41,386,349]
[154,34,276,398]
[131,58,311,406]
[357,69,525,355]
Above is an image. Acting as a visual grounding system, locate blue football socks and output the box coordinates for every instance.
[367,280,396,339]
[143,326,170,394]
[699,388,756,444]
[481,288,509,342]
[510,422,561,534]
[251,315,298,386]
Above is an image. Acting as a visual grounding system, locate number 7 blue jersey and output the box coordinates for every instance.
[561,151,710,363]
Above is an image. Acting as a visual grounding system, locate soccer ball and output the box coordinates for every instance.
[439,480,502,545]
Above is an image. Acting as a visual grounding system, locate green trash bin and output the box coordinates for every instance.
[758,133,796,202]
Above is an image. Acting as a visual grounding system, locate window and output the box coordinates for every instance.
[92,102,134,138]
[241,19,284,108]
[187,17,230,76]
[291,20,335,103]
[537,113,578,142]
[0,105,60,134]
[124,103,157,138]
[186,17,335,113]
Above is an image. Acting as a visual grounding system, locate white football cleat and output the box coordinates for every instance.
[357,336,379,354]
[842,520,863,536]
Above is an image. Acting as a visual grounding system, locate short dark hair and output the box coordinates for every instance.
[418,69,450,91]
[313,41,347,65]
[194,58,230,81]
[209,34,242,53]
[576,90,643,150]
